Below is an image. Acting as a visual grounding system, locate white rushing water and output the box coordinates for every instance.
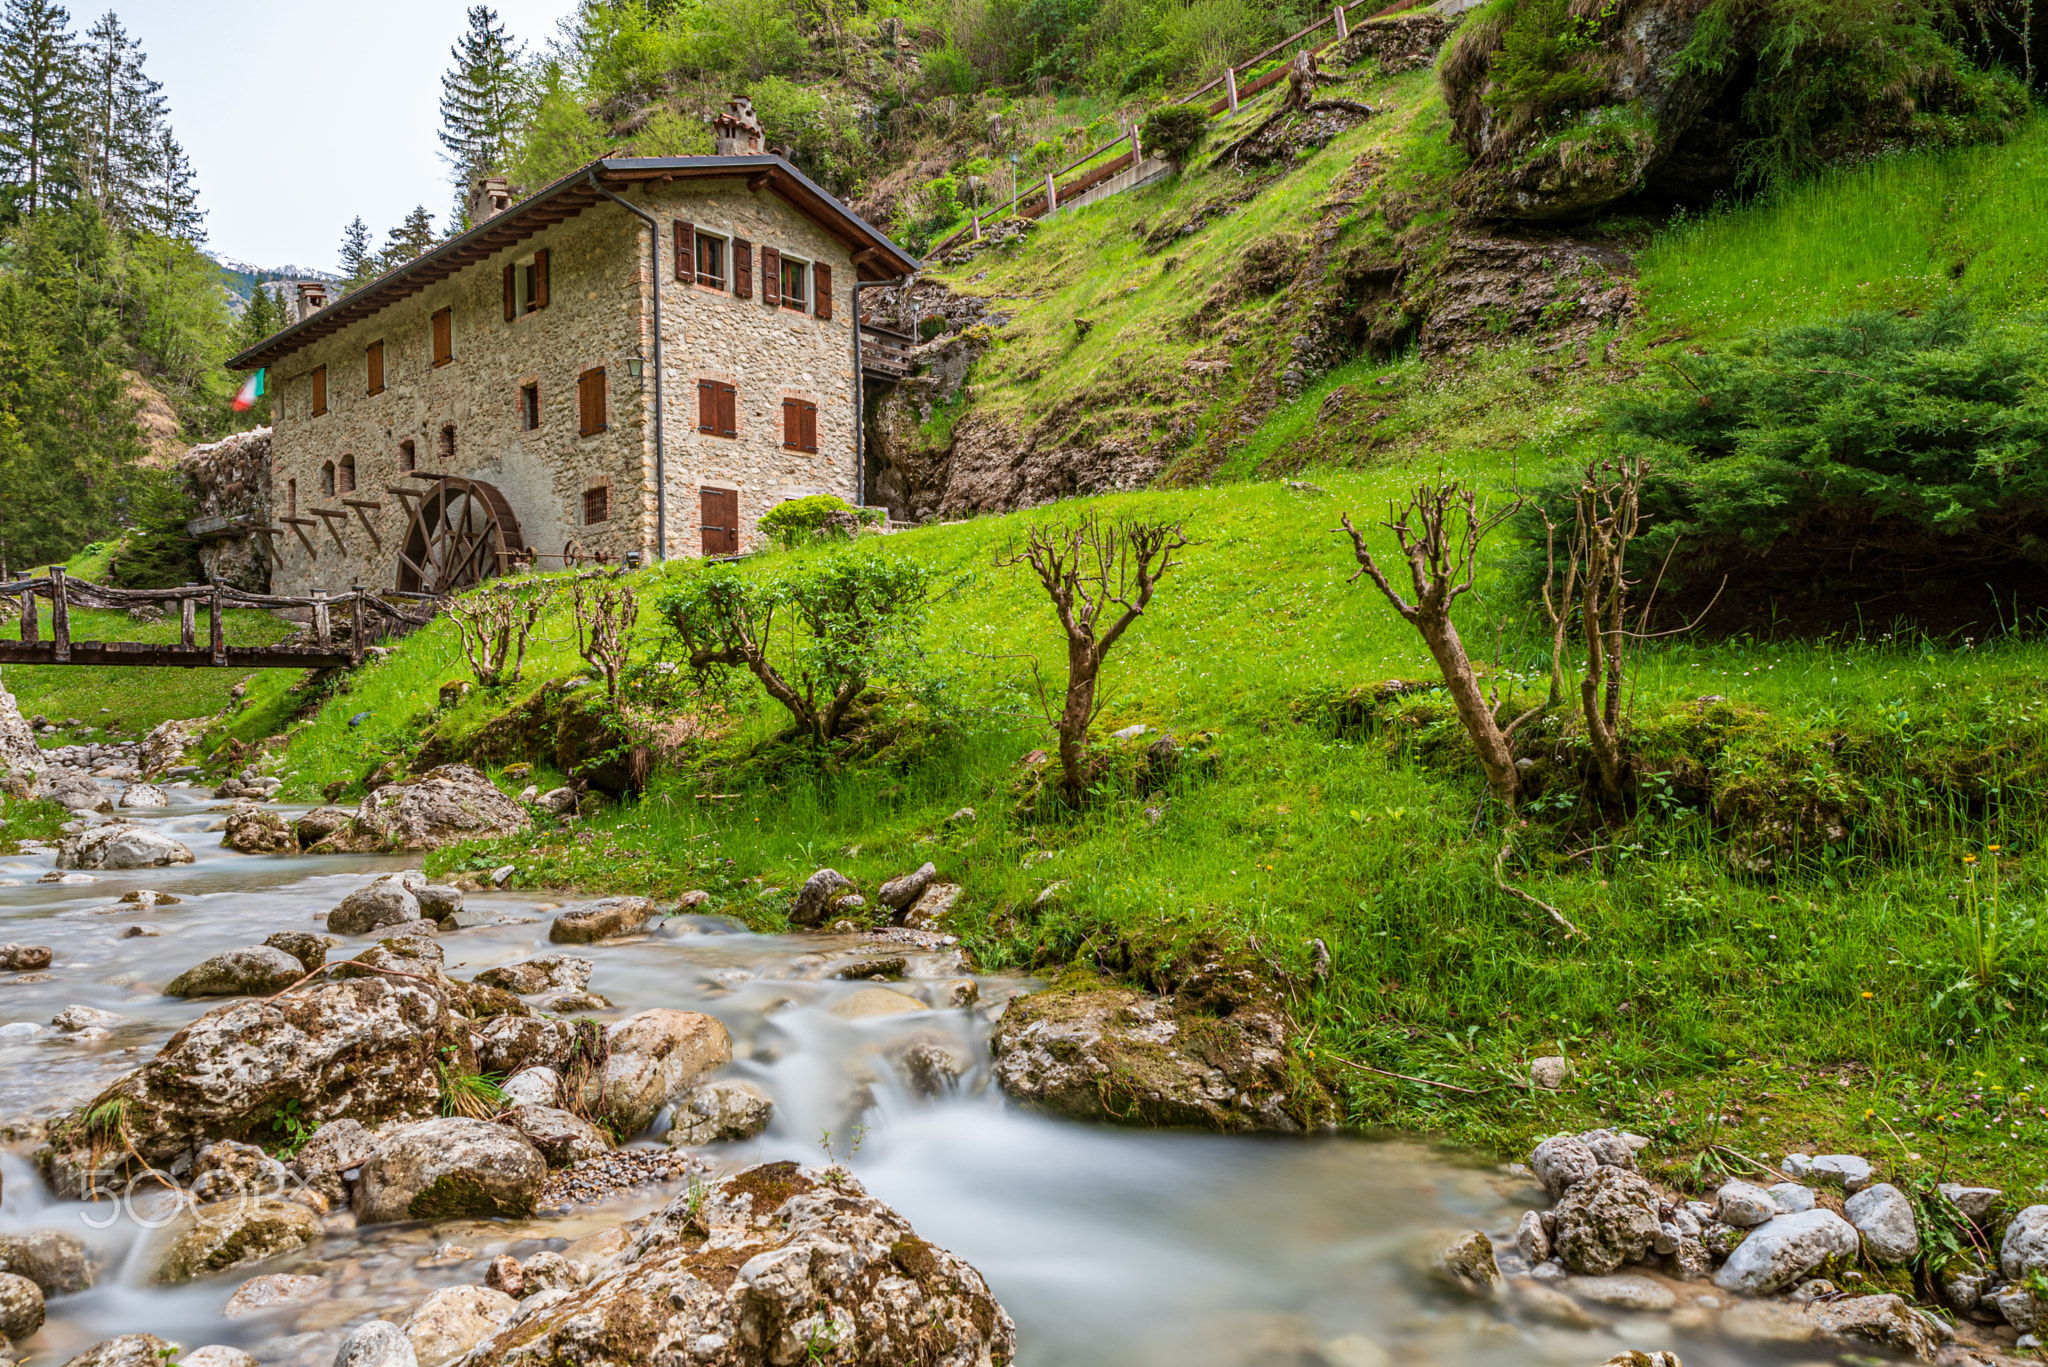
[0,784,1821,1366]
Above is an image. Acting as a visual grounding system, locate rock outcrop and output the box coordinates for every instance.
[460,1161,1014,1367]
[56,823,195,869]
[588,1008,733,1138]
[0,681,45,795]
[180,427,273,592]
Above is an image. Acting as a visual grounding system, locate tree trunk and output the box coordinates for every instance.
[1419,615,1519,807]
[1057,635,1099,798]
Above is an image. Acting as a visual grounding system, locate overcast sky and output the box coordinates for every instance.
[117,0,573,270]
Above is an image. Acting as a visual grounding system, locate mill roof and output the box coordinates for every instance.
[229,155,920,371]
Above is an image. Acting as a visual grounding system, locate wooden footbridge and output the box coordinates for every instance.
[1,568,427,669]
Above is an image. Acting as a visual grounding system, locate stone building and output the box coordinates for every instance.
[229,126,918,596]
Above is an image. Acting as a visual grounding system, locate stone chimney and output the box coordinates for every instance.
[293,281,329,321]
[713,97,765,156]
[469,174,514,224]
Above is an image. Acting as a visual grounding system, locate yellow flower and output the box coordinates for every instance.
[1988,844,2002,852]
[1964,854,1979,865]
[1860,991,1874,999]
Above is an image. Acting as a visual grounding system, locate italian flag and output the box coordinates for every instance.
[232,368,265,412]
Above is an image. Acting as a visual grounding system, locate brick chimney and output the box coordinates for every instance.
[469,174,514,224]
[293,280,329,321]
[713,97,765,156]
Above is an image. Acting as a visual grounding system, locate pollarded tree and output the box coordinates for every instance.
[999,513,1187,800]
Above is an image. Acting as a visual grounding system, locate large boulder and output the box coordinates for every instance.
[789,867,855,927]
[588,1009,733,1138]
[335,1321,419,1367]
[506,1105,612,1167]
[990,983,1307,1132]
[165,945,306,998]
[665,1080,775,1146]
[350,764,531,851]
[57,822,195,869]
[1552,1166,1662,1275]
[118,782,168,809]
[548,897,658,943]
[137,717,205,778]
[1713,1208,1861,1295]
[0,1270,44,1342]
[221,805,293,853]
[150,1197,321,1284]
[460,1161,1014,1367]
[329,871,425,935]
[1531,1135,1600,1199]
[405,1284,518,1367]
[475,1015,580,1076]
[39,974,463,1190]
[0,680,44,794]
[0,1229,96,1294]
[1844,1182,1918,1264]
[475,954,593,995]
[290,804,356,850]
[351,1117,547,1224]
[1805,1293,1946,1360]
[2002,1204,2048,1280]
[57,1335,176,1367]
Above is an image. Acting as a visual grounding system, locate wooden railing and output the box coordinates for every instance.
[860,324,915,379]
[0,568,429,669]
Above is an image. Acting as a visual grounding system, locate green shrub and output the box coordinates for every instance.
[107,470,201,589]
[758,494,880,549]
[1480,0,1611,137]
[1141,105,1210,169]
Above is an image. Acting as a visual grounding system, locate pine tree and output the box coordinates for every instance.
[0,0,83,216]
[439,6,523,218]
[378,205,437,271]
[338,214,374,286]
[78,10,160,220]
[135,123,201,238]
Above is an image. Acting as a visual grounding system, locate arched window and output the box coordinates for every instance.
[321,461,336,497]
[398,438,416,472]
[439,424,456,464]
[338,454,357,494]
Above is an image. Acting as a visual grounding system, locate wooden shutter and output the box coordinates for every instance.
[533,249,549,309]
[503,264,515,320]
[800,400,818,453]
[578,367,606,436]
[762,246,781,306]
[701,487,739,556]
[814,263,833,320]
[674,221,694,284]
[366,341,384,395]
[697,380,714,433]
[733,237,752,299]
[718,383,737,438]
[781,398,797,449]
[432,309,452,365]
[311,365,327,416]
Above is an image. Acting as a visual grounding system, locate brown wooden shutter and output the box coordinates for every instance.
[366,341,384,395]
[533,249,549,309]
[718,383,737,437]
[311,365,327,416]
[814,263,833,320]
[674,221,694,284]
[701,487,739,556]
[432,309,452,365]
[762,246,781,306]
[781,398,797,450]
[503,264,515,321]
[801,400,818,453]
[578,368,606,436]
[733,238,752,299]
[697,380,714,433]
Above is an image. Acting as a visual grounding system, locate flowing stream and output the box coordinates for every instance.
[0,787,1832,1366]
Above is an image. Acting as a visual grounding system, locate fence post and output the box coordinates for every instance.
[210,583,226,666]
[1334,3,1348,37]
[350,584,365,666]
[49,565,69,663]
[1226,65,1239,114]
[17,586,34,644]
[180,593,196,649]
[1044,171,1057,213]
[312,589,330,649]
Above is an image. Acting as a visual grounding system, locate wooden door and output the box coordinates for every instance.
[700,487,739,556]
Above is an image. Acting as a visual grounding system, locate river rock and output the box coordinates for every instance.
[459,1160,1014,1367]
[415,885,463,922]
[1531,1134,1600,1199]
[898,1038,967,1097]
[190,1139,291,1202]
[878,862,936,910]
[506,1105,612,1167]
[0,1271,44,1342]
[990,982,1304,1132]
[222,805,294,853]
[1578,1128,1644,1170]
[519,1251,584,1294]
[351,764,531,851]
[0,1229,94,1294]
[57,822,194,869]
[223,1271,326,1316]
[501,1065,562,1108]
[56,1335,176,1367]
[137,717,204,778]
[1768,1182,1815,1214]
[0,944,51,971]
[290,805,355,850]
[1567,1273,1676,1311]
[664,1079,774,1146]
[903,881,961,930]
[181,1348,258,1367]
[1995,1285,2041,1332]
[1716,1180,1778,1228]
[475,1015,578,1075]
[548,896,657,943]
[1552,1167,1662,1275]
[117,783,168,808]
[335,1320,418,1367]
[1516,1209,1551,1262]
[1529,1055,1570,1089]
[1938,1183,2001,1220]
[351,1116,546,1224]
[0,682,44,793]
[1590,1356,1680,1367]
[1808,1292,1946,1358]
[263,931,330,973]
[52,1003,125,1032]
[475,955,593,995]
[830,986,926,1019]
[1713,1208,1861,1294]
[588,1008,732,1137]
[1435,1230,1499,1295]
[405,1284,518,1367]
[39,973,463,1187]
[1845,1182,1918,1264]
[151,1196,321,1284]
[328,872,424,935]
[789,867,855,927]
[1784,1152,1872,1193]
[165,945,305,998]
[2003,1205,2048,1279]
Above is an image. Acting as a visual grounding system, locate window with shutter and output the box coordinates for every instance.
[814,263,833,320]
[782,398,798,450]
[697,234,724,290]
[366,341,384,395]
[718,383,737,438]
[734,238,753,299]
[698,379,715,433]
[432,309,453,366]
[503,264,515,321]
[533,249,549,309]
[578,368,607,436]
[311,365,328,416]
[779,257,806,312]
[674,221,695,284]
[800,401,818,453]
[762,246,781,306]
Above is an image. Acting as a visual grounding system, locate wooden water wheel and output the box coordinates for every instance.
[393,475,526,594]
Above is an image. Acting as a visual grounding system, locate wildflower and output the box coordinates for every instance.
[1860,991,1874,999]
[1964,854,1979,865]
[1988,844,2002,852]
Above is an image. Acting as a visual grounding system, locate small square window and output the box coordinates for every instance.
[697,234,725,288]
[583,486,610,525]
[520,383,540,431]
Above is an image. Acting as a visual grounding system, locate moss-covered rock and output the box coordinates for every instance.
[150,1197,321,1285]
